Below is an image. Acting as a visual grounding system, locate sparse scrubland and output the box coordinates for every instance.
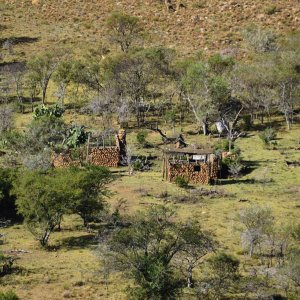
[0,1,299,299]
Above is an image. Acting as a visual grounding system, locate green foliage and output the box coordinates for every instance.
[14,166,112,244]
[33,104,65,119]
[239,205,274,256]
[242,25,277,53]
[104,205,214,299]
[265,5,278,15]
[228,161,244,178]
[67,165,113,227]
[174,176,189,188]
[208,54,234,75]
[215,139,230,152]
[164,109,177,126]
[242,115,252,131]
[206,253,240,299]
[27,52,58,104]
[107,12,143,53]
[0,251,14,277]
[208,253,240,278]
[26,115,65,153]
[0,168,17,220]
[259,127,277,145]
[65,125,88,149]
[14,170,72,247]
[136,131,148,147]
[132,159,143,171]
[0,291,19,300]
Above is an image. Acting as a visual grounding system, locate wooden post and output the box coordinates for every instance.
[86,133,91,164]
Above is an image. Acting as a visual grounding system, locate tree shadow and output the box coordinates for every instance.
[242,160,261,176]
[60,234,97,250]
[0,36,39,46]
[218,178,256,185]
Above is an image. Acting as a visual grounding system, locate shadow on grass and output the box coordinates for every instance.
[60,234,97,250]
[242,160,261,176]
[218,178,256,185]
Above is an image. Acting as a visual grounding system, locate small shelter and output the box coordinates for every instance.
[53,129,127,168]
[162,146,220,185]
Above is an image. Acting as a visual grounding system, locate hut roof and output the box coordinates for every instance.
[162,146,215,155]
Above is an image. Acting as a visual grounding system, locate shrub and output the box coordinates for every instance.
[132,159,143,171]
[174,176,189,188]
[215,139,230,152]
[0,291,19,300]
[265,5,278,15]
[33,104,64,119]
[228,161,244,178]
[136,131,148,148]
[259,127,277,145]
[0,252,14,276]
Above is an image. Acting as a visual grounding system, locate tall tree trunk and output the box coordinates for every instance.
[42,88,46,105]
[285,110,291,130]
[187,265,193,288]
[202,121,209,136]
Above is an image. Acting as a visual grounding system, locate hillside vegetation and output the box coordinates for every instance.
[1,0,300,56]
[0,1,300,300]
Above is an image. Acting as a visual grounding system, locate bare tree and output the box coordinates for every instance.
[239,205,274,257]
[0,106,12,134]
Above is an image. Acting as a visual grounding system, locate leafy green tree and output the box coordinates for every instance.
[182,61,231,135]
[107,12,143,53]
[196,253,240,300]
[273,51,300,130]
[14,170,73,247]
[108,54,153,127]
[102,205,215,299]
[25,115,65,153]
[53,59,74,105]
[27,52,59,104]
[67,166,113,227]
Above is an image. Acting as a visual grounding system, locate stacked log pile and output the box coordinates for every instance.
[168,160,219,184]
[88,147,120,167]
[210,159,219,180]
[52,153,81,168]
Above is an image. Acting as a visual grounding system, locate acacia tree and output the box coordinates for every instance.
[182,61,231,135]
[178,221,216,288]
[232,62,269,125]
[100,205,215,299]
[274,52,300,130]
[14,170,72,247]
[196,253,240,299]
[27,52,59,104]
[68,166,113,227]
[108,54,153,127]
[107,12,143,53]
[53,59,74,106]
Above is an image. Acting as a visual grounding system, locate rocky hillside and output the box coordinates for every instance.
[1,0,300,56]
